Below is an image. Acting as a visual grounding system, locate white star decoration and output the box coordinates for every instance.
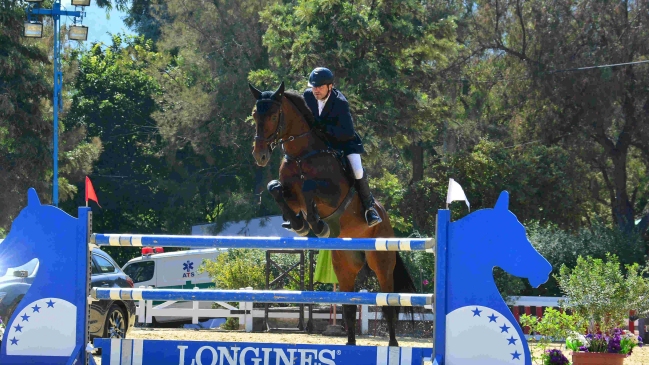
[446,305,525,365]
[5,297,77,356]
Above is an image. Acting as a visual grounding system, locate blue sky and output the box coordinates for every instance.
[60,0,135,46]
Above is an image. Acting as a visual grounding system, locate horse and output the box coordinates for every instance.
[443,191,552,365]
[248,81,417,347]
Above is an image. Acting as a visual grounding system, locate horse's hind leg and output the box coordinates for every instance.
[331,250,366,346]
[267,180,309,236]
[367,251,399,347]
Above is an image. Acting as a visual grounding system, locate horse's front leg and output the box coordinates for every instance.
[267,180,309,236]
[301,179,330,238]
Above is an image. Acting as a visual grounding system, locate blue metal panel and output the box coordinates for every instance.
[0,189,87,364]
[91,234,434,251]
[93,339,431,365]
[92,288,433,306]
[432,210,449,364]
[438,191,552,365]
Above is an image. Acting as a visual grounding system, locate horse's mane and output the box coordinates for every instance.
[257,88,316,128]
[284,90,316,127]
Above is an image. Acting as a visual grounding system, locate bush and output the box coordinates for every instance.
[527,219,647,296]
[555,253,649,333]
[198,249,266,290]
[519,307,585,362]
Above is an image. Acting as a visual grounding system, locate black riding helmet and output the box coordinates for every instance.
[308,67,334,87]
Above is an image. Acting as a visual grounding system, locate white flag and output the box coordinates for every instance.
[446,178,470,211]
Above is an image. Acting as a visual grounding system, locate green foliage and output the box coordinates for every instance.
[220,317,239,330]
[519,308,585,361]
[198,249,266,290]
[528,220,647,296]
[555,254,649,333]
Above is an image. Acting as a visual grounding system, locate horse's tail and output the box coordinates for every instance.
[393,253,418,329]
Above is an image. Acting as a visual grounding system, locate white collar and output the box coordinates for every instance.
[317,92,330,115]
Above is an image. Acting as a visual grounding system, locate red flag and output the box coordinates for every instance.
[85,176,101,207]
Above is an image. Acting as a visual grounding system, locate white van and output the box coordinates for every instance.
[121,248,227,324]
[122,247,225,289]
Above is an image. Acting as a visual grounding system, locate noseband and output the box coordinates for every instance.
[254,98,311,152]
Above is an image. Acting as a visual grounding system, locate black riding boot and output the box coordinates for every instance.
[355,173,382,227]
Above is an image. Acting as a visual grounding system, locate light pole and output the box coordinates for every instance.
[24,0,90,206]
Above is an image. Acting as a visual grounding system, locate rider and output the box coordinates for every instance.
[302,67,382,227]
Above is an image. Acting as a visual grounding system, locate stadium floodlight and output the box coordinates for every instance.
[23,22,43,38]
[69,25,88,41]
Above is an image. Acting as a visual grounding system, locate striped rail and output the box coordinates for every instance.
[90,233,434,251]
[91,288,434,307]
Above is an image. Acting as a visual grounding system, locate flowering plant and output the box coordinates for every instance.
[0,318,5,338]
[565,328,643,357]
[541,349,570,365]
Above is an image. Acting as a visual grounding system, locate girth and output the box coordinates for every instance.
[283,148,344,180]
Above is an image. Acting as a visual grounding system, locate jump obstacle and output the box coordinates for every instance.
[0,188,552,365]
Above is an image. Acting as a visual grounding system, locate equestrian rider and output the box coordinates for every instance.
[302,67,382,227]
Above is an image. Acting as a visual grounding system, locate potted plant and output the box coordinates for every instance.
[555,253,648,364]
[566,328,642,364]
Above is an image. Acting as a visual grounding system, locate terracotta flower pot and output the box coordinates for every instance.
[571,351,627,365]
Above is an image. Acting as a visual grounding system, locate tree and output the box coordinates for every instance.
[467,0,649,236]
[257,0,461,184]
[0,0,99,231]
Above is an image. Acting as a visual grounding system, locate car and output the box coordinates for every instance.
[0,245,136,341]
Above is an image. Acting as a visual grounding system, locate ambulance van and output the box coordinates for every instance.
[122,247,225,290]
[121,247,227,324]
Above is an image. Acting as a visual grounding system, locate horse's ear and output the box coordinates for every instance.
[272,81,285,101]
[494,190,509,210]
[27,188,41,206]
[248,83,262,99]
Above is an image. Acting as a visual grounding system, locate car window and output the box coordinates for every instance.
[93,254,117,274]
[91,259,100,274]
[123,261,155,283]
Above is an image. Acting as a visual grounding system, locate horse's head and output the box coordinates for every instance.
[248,82,285,167]
[455,191,552,288]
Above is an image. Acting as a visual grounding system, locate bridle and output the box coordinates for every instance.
[254,98,311,152]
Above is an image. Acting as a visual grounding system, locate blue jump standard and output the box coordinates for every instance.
[90,233,434,251]
[91,288,433,306]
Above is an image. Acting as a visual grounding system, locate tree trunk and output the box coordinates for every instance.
[610,148,635,234]
[410,141,424,184]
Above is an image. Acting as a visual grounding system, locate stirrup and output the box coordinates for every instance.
[365,207,382,227]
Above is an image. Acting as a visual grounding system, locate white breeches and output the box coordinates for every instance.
[346,154,364,179]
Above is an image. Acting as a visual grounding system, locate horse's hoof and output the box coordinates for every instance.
[315,221,330,238]
[294,223,310,236]
[346,342,356,346]
[388,340,399,347]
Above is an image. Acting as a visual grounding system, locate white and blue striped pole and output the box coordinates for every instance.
[91,288,434,307]
[91,234,435,251]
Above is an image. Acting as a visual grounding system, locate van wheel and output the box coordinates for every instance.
[105,304,127,339]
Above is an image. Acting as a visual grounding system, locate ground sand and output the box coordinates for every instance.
[91,328,649,364]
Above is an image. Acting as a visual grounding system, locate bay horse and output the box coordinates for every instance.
[248,82,417,347]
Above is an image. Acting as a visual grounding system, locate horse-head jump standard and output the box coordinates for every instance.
[0,189,90,365]
[248,82,417,347]
[434,191,553,365]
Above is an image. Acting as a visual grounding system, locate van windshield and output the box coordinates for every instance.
[123,261,155,283]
